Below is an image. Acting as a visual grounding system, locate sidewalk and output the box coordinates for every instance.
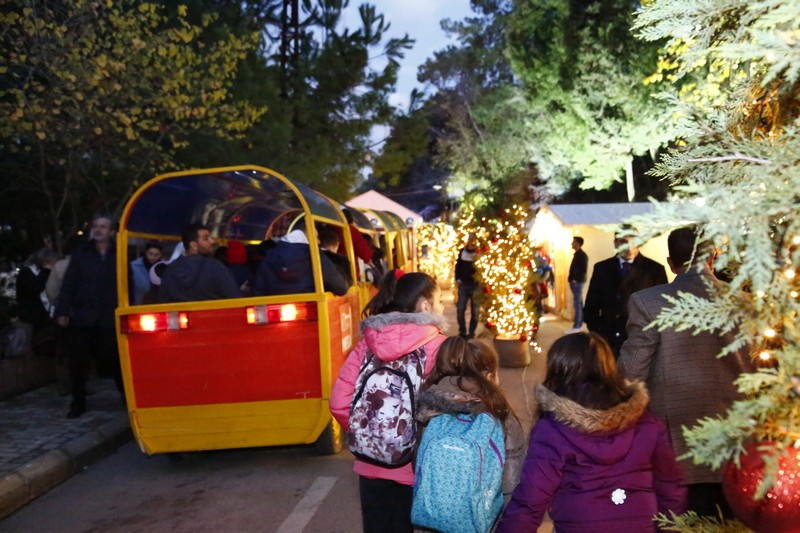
[0,290,573,521]
[0,377,131,519]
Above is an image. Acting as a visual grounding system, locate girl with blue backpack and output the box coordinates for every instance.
[496,332,687,533]
[412,336,526,533]
[330,270,447,533]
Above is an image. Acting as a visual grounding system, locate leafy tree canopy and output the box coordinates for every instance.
[0,0,264,245]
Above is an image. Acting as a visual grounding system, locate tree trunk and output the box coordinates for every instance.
[625,157,635,202]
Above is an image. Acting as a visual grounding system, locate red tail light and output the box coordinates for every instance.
[121,312,189,334]
[245,303,317,325]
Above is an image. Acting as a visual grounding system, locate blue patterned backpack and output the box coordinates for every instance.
[348,346,426,466]
[412,412,506,533]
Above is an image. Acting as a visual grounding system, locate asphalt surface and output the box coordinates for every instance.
[0,290,573,521]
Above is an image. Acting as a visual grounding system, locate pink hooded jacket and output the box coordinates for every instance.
[330,311,447,485]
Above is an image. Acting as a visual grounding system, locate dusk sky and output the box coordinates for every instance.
[341,0,474,112]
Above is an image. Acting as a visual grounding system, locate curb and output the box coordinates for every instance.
[0,416,132,520]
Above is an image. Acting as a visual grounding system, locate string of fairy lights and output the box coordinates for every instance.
[474,205,540,342]
[417,205,544,351]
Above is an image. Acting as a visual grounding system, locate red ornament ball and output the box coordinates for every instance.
[486,321,494,329]
[519,334,527,343]
[722,442,800,533]
[514,288,522,294]
[525,261,532,269]
[483,286,492,294]
[492,236,499,244]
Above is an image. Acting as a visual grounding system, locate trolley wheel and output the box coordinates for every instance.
[315,418,343,455]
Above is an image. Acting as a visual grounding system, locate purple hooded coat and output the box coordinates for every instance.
[496,381,686,533]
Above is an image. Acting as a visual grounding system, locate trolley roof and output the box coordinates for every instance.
[122,166,347,241]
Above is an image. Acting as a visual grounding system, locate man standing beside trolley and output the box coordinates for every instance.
[55,214,123,419]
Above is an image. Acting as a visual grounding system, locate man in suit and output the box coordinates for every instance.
[583,230,667,356]
[618,227,752,517]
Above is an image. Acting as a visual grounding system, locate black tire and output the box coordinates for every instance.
[315,418,343,455]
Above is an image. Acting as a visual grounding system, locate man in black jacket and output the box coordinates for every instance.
[55,214,122,418]
[455,232,480,339]
[583,232,667,357]
[567,236,588,332]
[159,224,241,303]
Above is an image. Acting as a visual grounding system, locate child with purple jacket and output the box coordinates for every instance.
[496,332,686,533]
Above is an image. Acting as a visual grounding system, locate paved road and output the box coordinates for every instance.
[1,288,567,531]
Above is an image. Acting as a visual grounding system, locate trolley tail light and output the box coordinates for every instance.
[121,312,189,334]
[246,303,317,325]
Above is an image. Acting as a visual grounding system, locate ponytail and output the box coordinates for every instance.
[362,270,438,317]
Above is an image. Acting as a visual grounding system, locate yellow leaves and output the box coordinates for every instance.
[35,131,46,140]
[177,5,188,17]
[125,127,136,140]
[94,127,103,135]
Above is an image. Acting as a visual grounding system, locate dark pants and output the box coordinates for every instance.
[359,476,413,533]
[67,326,122,409]
[456,284,478,337]
[569,280,584,328]
[687,482,734,519]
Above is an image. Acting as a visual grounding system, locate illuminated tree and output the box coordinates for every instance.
[624,0,800,529]
[474,205,540,341]
[506,0,676,200]
[0,0,265,245]
[417,222,458,285]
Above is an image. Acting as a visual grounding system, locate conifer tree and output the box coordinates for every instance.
[474,205,540,342]
[624,0,800,528]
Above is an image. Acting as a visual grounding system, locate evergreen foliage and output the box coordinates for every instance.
[507,0,676,199]
[622,0,800,525]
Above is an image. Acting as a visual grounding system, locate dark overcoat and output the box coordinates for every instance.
[583,253,667,354]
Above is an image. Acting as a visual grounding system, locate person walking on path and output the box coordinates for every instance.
[618,227,753,517]
[584,230,667,356]
[567,236,588,332]
[55,214,123,419]
[455,232,480,339]
[415,336,526,503]
[497,332,686,533]
[330,270,447,533]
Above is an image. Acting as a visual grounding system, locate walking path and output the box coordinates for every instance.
[0,289,573,522]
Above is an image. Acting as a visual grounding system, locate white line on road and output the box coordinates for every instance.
[276,476,339,533]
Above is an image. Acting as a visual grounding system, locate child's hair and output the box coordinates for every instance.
[427,336,514,422]
[362,270,438,317]
[544,332,631,410]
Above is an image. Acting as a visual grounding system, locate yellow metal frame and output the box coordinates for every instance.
[117,165,352,453]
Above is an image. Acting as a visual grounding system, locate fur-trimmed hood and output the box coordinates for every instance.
[416,376,486,423]
[534,381,650,464]
[361,312,448,362]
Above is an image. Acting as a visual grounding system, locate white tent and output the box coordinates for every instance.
[529,203,672,320]
[346,190,423,225]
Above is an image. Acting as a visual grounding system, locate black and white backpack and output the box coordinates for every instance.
[348,345,426,467]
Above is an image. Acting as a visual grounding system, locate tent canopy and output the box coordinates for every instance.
[346,190,421,225]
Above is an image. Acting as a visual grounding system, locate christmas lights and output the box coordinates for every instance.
[474,205,541,340]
